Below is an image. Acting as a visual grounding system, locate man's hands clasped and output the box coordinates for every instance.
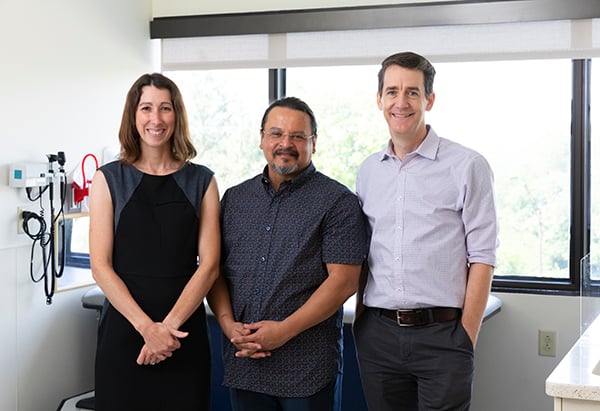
[227,320,293,359]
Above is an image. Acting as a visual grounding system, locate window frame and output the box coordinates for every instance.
[149,2,600,295]
[488,59,591,295]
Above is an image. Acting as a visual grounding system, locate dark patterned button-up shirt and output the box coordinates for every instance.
[220,163,368,397]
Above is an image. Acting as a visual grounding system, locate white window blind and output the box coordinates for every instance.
[162,18,600,70]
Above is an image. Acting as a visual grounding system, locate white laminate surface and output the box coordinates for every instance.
[546,314,600,401]
[82,287,503,325]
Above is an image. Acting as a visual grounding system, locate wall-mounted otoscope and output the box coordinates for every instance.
[18,151,68,304]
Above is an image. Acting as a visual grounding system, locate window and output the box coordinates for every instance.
[165,69,270,193]
[286,65,387,189]
[163,59,588,293]
[62,215,90,269]
[151,0,600,294]
[431,60,572,283]
[57,213,94,291]
[289,60,572,284]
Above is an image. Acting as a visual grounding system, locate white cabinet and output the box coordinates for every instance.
[547,315,600,409]
[554,397,600,411]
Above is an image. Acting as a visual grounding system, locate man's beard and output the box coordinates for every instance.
[271,148,300,175]
[271,162,299,175]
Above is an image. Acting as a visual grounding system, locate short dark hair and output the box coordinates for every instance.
[377,52,436,98]
[118,73,197,164]
[260,97,317,136]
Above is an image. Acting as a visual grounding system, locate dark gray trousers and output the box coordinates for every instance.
[354,308,474,411]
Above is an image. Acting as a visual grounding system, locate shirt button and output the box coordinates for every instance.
[266,226,271,231]
[260,256,266,262]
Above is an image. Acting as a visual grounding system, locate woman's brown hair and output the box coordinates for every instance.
[118,73,197,164]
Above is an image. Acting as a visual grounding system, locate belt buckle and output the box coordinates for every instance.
[396,309,418,327]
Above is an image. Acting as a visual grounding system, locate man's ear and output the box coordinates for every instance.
[425,91,436,111]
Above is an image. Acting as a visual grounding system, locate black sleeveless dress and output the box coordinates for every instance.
[94,161,212,411]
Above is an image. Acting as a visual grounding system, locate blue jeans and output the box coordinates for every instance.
[230,373,341,411]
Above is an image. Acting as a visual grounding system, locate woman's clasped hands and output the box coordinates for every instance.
[136,321,189,366]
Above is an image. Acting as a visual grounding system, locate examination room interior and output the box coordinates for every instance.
[2,0,600,410]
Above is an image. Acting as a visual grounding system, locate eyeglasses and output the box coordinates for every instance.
[263,130,315,143]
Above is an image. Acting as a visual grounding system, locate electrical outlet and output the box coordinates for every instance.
[539,330,556,357]
[17,206,26,234]
[17,205,38,234]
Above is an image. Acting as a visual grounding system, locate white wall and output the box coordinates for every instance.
[474,293,580,411]
[0,1,155,409]
[151,0,451,17]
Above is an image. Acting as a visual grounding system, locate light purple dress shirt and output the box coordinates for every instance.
[356,126,499,310]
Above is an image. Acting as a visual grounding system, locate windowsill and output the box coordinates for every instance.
[56,266,95,292]
[80,286,503,326]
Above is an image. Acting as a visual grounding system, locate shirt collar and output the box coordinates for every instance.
[379,125,439,161]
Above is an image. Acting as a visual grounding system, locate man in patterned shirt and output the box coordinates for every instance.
[208,96,368,411]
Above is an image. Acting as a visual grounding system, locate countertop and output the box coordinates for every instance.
[82,286,502,324]
[546,314,600,401]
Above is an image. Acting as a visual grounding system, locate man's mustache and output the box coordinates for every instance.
[274,148,299,158]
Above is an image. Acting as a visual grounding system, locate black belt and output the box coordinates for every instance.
[371,306,461,327]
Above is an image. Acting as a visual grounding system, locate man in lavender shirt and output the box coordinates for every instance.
[354,51,499,411]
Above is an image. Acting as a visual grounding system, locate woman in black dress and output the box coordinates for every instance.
[89,73,220,410]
